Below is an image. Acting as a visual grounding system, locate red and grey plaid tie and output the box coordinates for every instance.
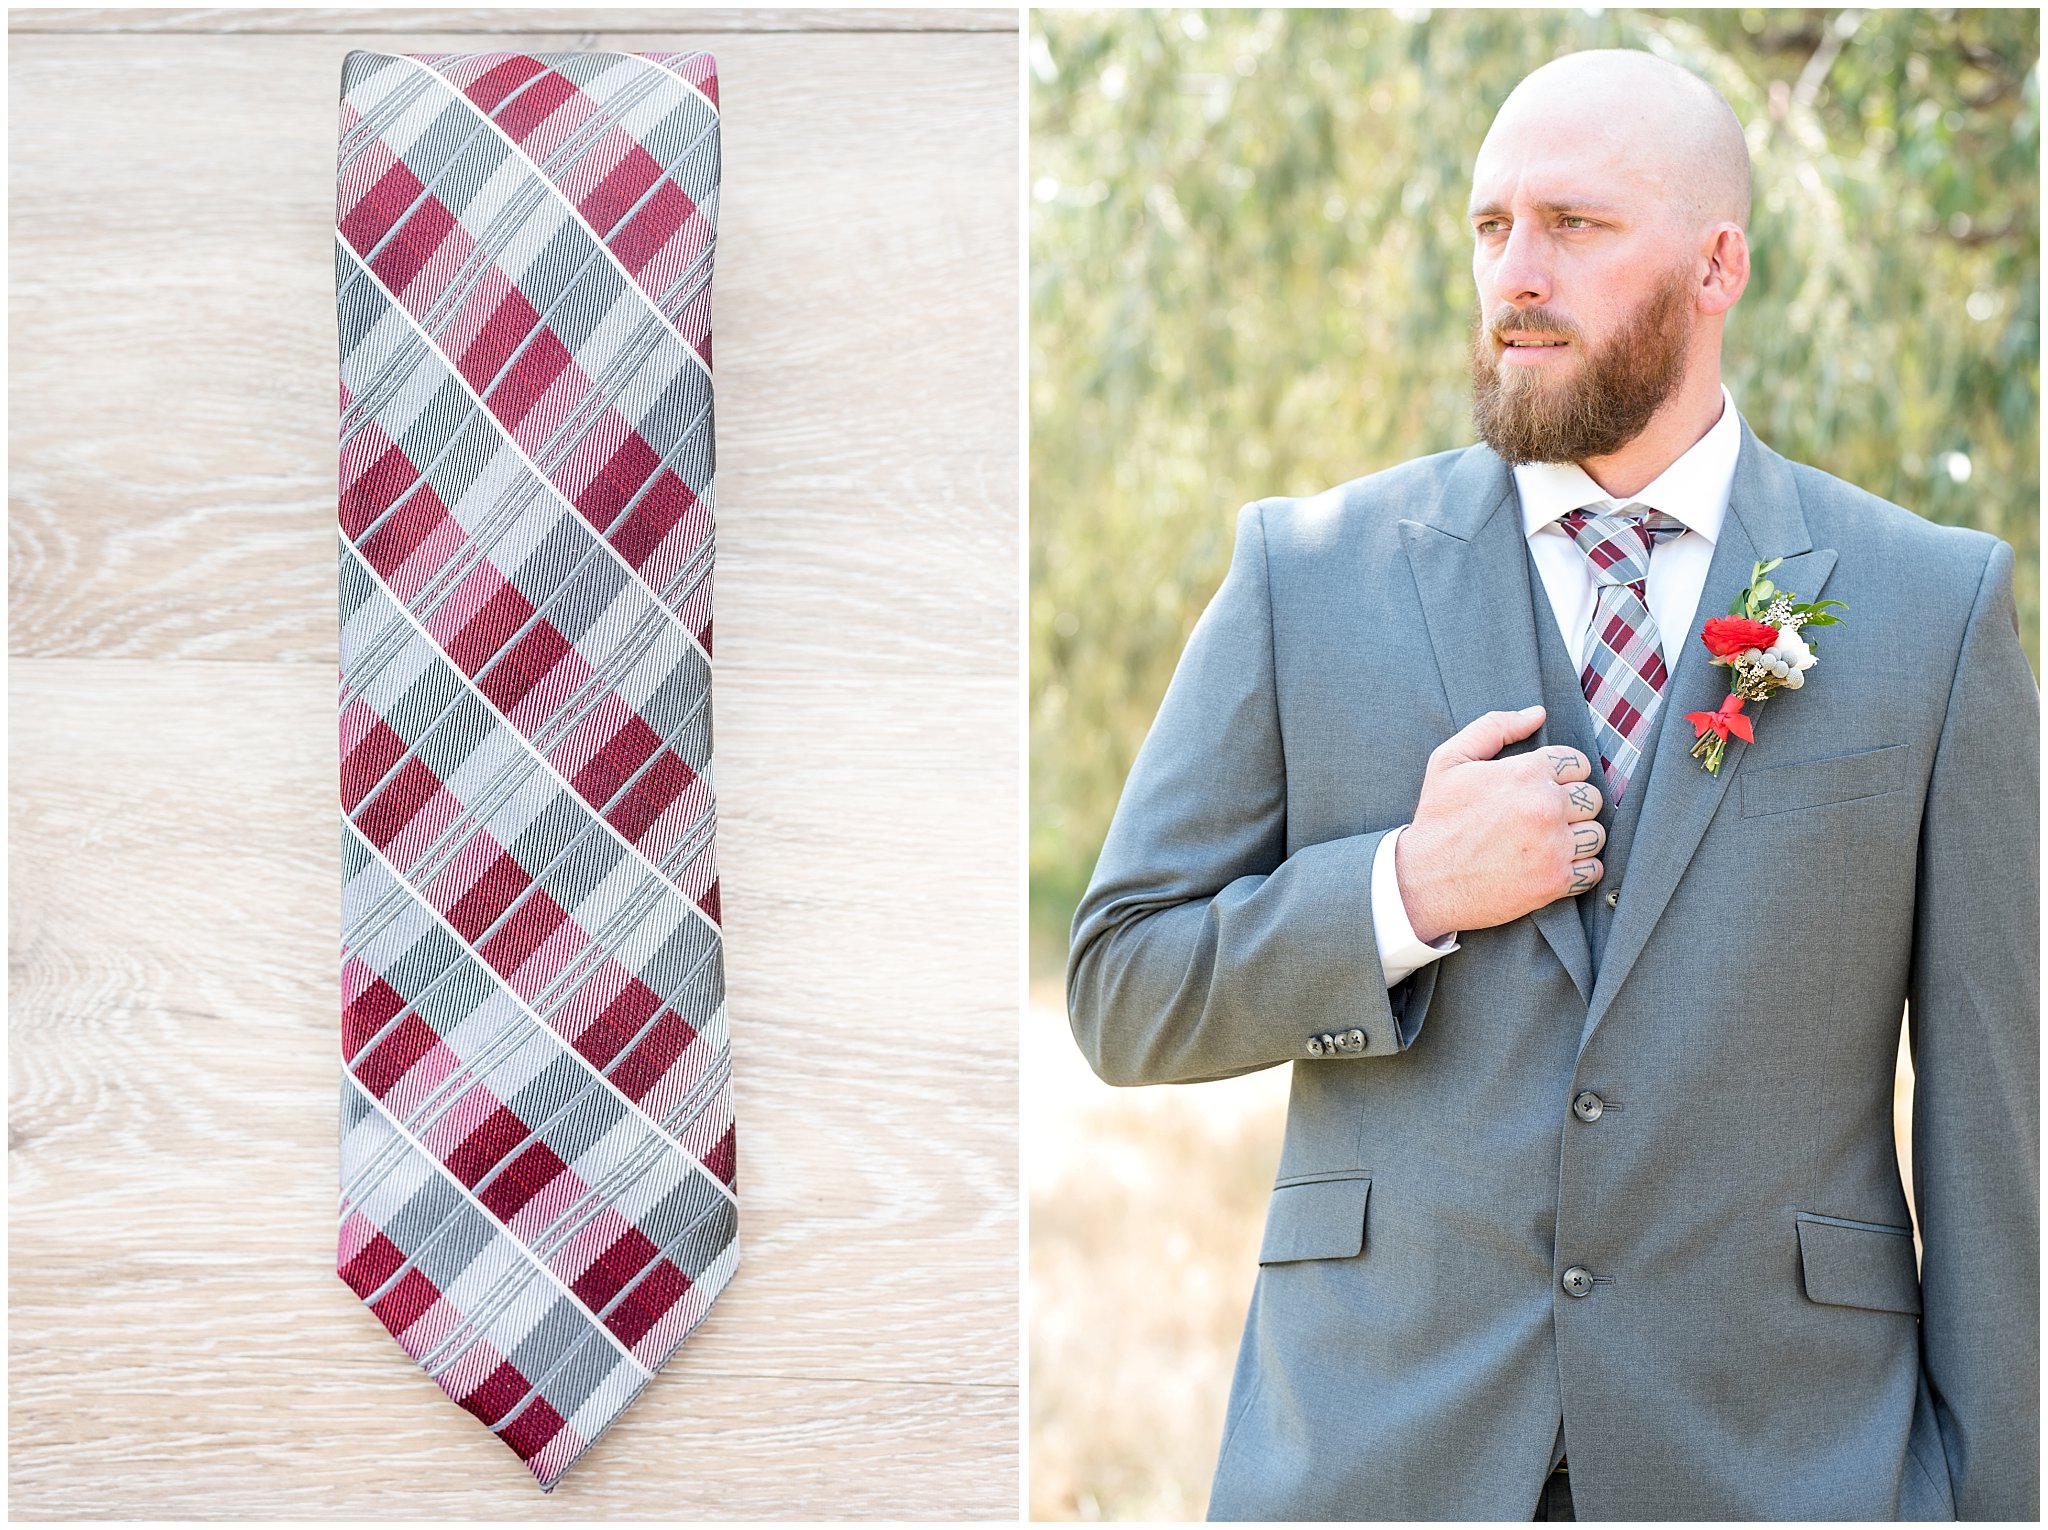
[334,48,734,1491]
[1558,502,1686,805]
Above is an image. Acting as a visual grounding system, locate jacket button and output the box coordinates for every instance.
[1306,1037,1325,1056]
[1604,888,1619,908]
[1561,1266,1595,1298]
[1346,1027,1366,1051]
[1572,1090,1605,1122]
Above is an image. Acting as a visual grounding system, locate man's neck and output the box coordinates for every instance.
[1574,377,1726,500]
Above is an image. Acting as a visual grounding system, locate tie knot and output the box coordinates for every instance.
[1559,502,1683,585]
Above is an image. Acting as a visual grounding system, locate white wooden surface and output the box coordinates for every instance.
[9,11,1020,1518]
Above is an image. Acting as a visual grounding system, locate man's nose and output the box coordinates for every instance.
[1487,221,1551,308]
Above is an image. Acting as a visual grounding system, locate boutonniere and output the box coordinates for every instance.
[1682,557,1847,774]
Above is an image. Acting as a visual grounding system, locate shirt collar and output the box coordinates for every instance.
[1513,383,1740,544]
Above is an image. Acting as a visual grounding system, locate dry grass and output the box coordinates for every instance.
[1026,980,1289,1520]
[1026,974,1920,1520]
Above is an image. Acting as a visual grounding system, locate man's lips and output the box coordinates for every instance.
[1494,331,1573,367]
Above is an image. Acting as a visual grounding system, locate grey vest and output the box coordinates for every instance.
[1526,542,1679,1482]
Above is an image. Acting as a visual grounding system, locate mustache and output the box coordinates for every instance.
[1481,306,1582,343]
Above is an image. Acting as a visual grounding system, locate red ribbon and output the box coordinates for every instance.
[1684,692,1754,744]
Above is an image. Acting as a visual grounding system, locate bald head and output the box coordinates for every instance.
[1481,50,1751,233]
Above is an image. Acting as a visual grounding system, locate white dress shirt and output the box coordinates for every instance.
[1371,385,1742,987]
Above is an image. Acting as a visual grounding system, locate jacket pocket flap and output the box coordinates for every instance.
[1259,1173,1370,1264]
[1796,1212,1921,1314]
[1741,742,1909,818]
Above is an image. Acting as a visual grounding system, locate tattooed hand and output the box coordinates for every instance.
[1394,705,1605,944]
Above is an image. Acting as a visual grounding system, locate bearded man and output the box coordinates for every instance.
[1066,48,2037,1521]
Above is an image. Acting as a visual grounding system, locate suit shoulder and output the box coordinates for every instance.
[1784,456,2006,580]
[1245,445,1475,556]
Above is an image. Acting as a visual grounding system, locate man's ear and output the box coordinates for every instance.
[1698,224,1749,316]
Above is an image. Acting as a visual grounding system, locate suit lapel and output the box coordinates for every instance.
[1400,445,1595,1004]
[1576,418,1838,1048]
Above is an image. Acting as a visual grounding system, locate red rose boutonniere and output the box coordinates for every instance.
[1683,557,1847,775]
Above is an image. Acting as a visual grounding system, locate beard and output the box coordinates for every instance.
[1469,266,1695,464]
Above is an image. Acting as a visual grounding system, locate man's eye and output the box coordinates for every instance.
[1475,219,1507,235]
[1561,216,1592,229]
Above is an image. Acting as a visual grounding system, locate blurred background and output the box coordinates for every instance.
[1027,8,2039,1520]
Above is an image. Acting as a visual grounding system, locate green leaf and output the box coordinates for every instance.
[1752,579,1776,601]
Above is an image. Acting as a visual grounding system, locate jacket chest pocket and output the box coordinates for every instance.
[1740,742,1910,818]
[1258,1171,1372,1264]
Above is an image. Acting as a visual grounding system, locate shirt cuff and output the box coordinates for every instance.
[1372,825,1460,989]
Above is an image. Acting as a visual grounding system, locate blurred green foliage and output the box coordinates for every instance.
[1030,7,2039,965]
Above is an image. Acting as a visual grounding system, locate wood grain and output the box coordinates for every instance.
[9,16,1020,1519]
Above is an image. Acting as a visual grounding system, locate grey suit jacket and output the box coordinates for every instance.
[1066,418,2038,1520]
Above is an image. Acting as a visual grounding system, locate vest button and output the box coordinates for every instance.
[1562,1266,1595,1298]
[1604,888,1619,908]
[1573,1090,1605,1122]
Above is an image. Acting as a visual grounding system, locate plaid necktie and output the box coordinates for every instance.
[334,48,734,1492]
[1557,503,1686,805]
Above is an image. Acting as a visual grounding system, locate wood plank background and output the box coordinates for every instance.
[9,9,1020,1518]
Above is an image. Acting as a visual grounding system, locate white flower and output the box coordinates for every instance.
[1772,628,1817,670]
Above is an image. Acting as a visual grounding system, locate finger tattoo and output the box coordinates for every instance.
[1573,823,1601,855]
[1544,749,1578,780]
[1569,862,1597,893]
[1567,782,1598,813]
